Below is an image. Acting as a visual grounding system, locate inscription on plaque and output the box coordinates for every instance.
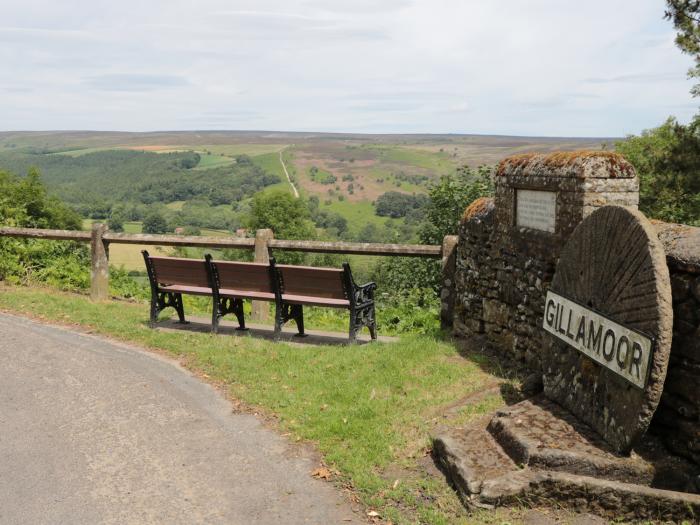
[543,290,652,389]
[516,189,556,232]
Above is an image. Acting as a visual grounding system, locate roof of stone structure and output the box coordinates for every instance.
[497,151,635,179]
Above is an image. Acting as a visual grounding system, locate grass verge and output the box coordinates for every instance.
[0,284,537,524]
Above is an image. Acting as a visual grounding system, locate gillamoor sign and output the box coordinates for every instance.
[543,291,653,389]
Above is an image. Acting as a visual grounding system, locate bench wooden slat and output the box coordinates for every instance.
[150,257,210,288]
[219,288,275,301]
[213,260,273,294]
[277,265,346,300]
[160,284,213,296]
[280,294,350,308]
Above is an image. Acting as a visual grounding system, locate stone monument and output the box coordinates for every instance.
[435,152,700,522]
[543,205,673,453]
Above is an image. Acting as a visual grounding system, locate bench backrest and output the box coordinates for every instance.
[275,264,347,300]
[148,255,210,288]
[210,260,273,293]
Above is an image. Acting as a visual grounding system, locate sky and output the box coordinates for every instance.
[0,0,697,137]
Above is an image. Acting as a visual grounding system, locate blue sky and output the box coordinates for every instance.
[0,0,696,137]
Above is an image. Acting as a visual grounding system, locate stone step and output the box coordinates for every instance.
[487,395,655,484]
[432,398,700,522]
[479,470,700,523]
[431,419,519,504]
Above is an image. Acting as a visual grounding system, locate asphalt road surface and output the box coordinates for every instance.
[0,313,359,524]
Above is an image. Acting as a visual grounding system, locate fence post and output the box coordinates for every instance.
[251,228,274,322]
[90,222,109,301]
[440,235,458,329]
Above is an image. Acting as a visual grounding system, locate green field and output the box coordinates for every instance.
[165,201,185,211]
[251,152,286,179]
[51,147,115,157]
[196,144,287,156]
[193,153,235,170]
[376,145,454,174]
[319,199,403,236]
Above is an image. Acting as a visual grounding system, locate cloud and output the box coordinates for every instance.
[585,73,682,84]
[83,74,190,92]
[0,0,696,136]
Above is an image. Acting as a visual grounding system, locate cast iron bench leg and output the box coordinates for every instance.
[174,293,187,324]
[234,298,248,331]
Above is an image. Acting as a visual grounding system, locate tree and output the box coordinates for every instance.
[0,168,88,289]
[419,165,494,244]
[666,1,700,96]
[372,166,495,295]
[247,190,316,264]
[248,190,316,239]
[142,211,168,234]
[107,215,124,232]
[375,191,428,218]
[616,117,700,225]
[0,168,81,230]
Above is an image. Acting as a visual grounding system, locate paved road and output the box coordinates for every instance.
[0,313,359,524]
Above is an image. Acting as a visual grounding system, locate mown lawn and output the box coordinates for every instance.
[0,285,563,524]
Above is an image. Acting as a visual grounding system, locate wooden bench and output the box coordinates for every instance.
[205,255,275,333]
[141,251,211,327]
[143,250,377,342]
[270,261,377,342]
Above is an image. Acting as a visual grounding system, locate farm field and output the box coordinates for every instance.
[5,130,611,245]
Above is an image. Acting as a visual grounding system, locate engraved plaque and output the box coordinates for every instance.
[516,189,556,232]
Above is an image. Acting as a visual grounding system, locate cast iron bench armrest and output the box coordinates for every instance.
[353,281,377,305]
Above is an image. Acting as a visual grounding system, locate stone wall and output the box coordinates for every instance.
[652,223,700,464]
[452,151,700,465]
[453,152,639,368]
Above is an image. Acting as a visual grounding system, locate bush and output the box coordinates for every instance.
[375,191,428,218]
[142,211,168,234]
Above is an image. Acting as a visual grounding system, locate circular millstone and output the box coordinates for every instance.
[542,205,673,453]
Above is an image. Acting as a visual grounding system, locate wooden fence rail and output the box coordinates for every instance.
[0,225,454,323]
[0,227,442,256]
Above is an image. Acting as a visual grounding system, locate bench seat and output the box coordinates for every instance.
[219,289,275,301]
[160,284,213,296]
[280,294,350,307]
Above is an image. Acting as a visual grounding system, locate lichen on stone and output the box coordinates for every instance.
[497,151,635,179]
[462,197,495,222]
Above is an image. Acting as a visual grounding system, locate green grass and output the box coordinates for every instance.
[0,284,532,525]
[165,201,186,211]
[371,145,455,174]
[199,228,229,237]
[52,147,115,157]
[197,144,287,157]
[122,221,142,233]
[192,154,235,170]
[320,199,403,236]
[251,151,286,179]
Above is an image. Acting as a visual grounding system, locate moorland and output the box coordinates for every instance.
[0,130,609,270]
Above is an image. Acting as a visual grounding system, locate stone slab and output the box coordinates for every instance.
[433,398,700,522]
[432,419,518,500]
[480,470,700,523]
[542,206,674,453]
[487,396,654,484]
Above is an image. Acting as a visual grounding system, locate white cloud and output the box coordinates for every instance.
[0,0,695,136]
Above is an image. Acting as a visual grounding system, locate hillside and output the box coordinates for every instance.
[0,130,613,241]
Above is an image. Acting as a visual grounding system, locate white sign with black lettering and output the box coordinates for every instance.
[543,291,653,389]
[516,189,556,232]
